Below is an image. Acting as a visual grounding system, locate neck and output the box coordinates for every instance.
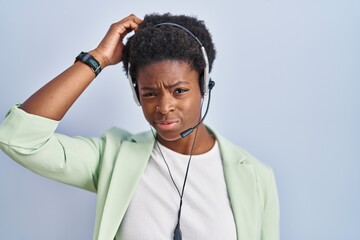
[157,124,215,155]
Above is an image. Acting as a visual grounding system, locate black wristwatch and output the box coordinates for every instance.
[75,52,102,76]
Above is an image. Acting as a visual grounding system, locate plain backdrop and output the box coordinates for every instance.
[0,0,359,239]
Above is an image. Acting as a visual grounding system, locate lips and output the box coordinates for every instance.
[155,119,180,131]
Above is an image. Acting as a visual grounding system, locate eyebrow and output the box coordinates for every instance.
[140,81,190,91]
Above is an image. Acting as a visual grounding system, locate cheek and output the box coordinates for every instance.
[140,105,154,123]
[183,95,203,116]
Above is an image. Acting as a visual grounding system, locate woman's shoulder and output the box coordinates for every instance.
[101,127,154,144]
[210,127,274,176]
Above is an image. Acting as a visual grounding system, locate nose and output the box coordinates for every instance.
[156,93,175,114]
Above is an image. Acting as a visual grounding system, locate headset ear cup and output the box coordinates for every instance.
[133,80,141,104]
[127,63,141,106]
[199,74,205,96]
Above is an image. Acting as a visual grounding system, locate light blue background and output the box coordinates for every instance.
[0,0,359,239]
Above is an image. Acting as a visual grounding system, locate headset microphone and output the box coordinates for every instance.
[180,79,215,138]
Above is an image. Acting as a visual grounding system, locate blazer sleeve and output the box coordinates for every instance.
[261,167,280,240]
[0,106,103,192]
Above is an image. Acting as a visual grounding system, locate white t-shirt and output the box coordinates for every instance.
[116,141,237,240]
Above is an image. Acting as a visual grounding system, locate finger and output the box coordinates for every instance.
[123,19,141,31]
[117,20,141,39]
[127,14,143,25]
[113,14,142,29]
[111,18,141,36]
[114,14,142,33]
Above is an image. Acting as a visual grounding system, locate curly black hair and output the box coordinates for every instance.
[122,13,216,81]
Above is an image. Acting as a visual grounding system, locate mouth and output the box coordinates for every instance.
[155,119,180,131]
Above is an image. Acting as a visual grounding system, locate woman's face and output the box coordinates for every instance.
[137,60,203,142]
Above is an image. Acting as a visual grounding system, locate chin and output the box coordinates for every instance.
[156,131,182,142]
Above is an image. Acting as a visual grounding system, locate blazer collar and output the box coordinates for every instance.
[208,127,247,164]
[97,131,155,239]
[212,130,260,240]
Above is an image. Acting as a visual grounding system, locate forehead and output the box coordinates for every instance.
[136,60,199,87]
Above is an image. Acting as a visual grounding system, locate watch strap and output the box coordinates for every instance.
[75,52,101,76]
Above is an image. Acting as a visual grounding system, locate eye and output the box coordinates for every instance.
[142,92,157,97]
[174,88,189,94]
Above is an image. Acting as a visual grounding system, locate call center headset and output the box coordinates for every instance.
[128,23,216,240]
[127,22,214,106]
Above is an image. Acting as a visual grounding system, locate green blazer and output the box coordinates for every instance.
[0,106,279,240]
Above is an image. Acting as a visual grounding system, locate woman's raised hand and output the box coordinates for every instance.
[91,14,142,68]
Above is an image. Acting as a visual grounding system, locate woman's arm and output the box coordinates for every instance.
[21,14,142,121]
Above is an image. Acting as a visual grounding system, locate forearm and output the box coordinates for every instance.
[21,50,105,121]
[20,15,142,121]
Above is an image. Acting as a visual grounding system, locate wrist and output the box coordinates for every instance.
[89,49,109,69]
[75,52,102,76]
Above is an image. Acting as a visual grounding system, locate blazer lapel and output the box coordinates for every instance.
[97,132,154,240]
[216,134,261,240]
